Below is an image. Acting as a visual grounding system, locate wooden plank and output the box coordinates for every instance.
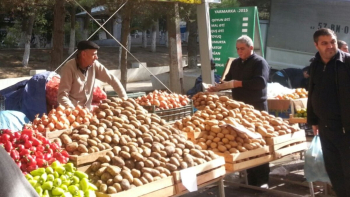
[140,186,176,197]
[175,166,225,193]
[46,129,71,139]
[289,114,307,124]
[76,164,91,173]
[225,155,274,172]
[69,149,112,166]
[265,130,305,145]
[216,146,271,163]
[95,176,174,197]
[185,131,201,141]
[172,157,225,183]
[272,137,306,151]
[274,142,307,159]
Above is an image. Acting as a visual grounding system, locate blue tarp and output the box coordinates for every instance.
[0,110,29,131]
[0,71,57,121]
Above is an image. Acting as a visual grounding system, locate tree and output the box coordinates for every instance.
[50,0,65,70]
[237,0,270,20]
[67,3,77,55]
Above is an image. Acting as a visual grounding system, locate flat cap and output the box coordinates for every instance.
[77,41,100,50]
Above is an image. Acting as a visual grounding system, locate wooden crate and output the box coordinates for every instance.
[172,157,225,193]
[95,176,176,197]
[45,129,71,139]
[265,130,307,159]
[69,149,112,166]
[216,146,273,172]
[289,114,307,124]
[181,131,201,141]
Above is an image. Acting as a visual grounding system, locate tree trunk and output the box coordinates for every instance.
[151,20,157,52]
[22,14,35,67]
[120,5,132,90]
[165,31,168,48]
[105,18,113,39]
[19,18,28,48]
[68,5,76,55]
[187,19,198,69]
[82,7,91,40]
[127,34,131,52]
[142,30,147,48]
[50,0,65,71]
[167,3,183,93]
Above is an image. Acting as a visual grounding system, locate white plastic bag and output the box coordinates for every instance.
[304,135,330,183]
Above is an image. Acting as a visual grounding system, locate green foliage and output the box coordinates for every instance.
[2,22,21,48]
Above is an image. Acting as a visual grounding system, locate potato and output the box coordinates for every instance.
[101,172,112,182]
[66,142,78,152]
[107,186,117,194]
[97,155,111,163]
[131,152,144,161]
[112,156,125,167]
[170,157,180,167]
[120,151,131,159]
[60,134,72,144]
[190,149,205,159]
[121,170,134,183]
[77,144,88,153]
[165,163,178,171]
[99,184,108,193]
[107,165,121,176]
[142,172,154,183]
[133,178,143,187]
[120,179,131,191]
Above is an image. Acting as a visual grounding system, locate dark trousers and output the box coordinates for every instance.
[319,123,350,197]
[247,163,270,186]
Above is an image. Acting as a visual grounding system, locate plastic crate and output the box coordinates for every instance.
[106,91,146,99]
[142,100,194,123]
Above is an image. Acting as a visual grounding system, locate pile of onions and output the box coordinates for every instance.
[135,90,190,110]
[30,105,93,133]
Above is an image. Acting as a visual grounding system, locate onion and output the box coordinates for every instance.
[37,124,45,133]
[79,109,87,117]
[71,122,80,128]
[41,113,48,121]
[56,110,65,117]
[64,107,72,116]
[47,122,55,131]
[56,122,64,130]
[33,114,41,125]
[83,117,90,123]
[57,105,66,112]
[72,109,79,116]
[76,116,83,124]
[67,114,76,123]
[75,105,83,111]
[49,109,56,115]
[42,118,49,126]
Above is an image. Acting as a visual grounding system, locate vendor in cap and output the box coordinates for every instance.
[58,40,127,109]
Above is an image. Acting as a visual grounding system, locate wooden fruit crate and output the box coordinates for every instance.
[69,149,112,166]
[95,176,176,197]
[181,131,201,142]
[172,157,225,193]
[215,146,273,172]
[289,114,307,124]
[45,128,71,139]
[265,129,307,159]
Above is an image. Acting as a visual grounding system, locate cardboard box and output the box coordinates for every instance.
[267,99,292,118]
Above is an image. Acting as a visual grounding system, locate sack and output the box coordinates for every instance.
[304,135,330,183]
[46,76,60,107]
[92,86,107,103]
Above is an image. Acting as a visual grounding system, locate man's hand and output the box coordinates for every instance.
[207,84,220,92]
[312,125,319,135]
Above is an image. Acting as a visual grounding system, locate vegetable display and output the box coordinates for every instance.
[0,128,69,174]
[274,88,308,100]
[28,105,93,133]
[26,161,97,197]
[175,92,299,153]
[135,90,190,110]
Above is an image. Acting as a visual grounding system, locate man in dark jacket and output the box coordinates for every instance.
[208,35,270,188]
[308,28,350,197]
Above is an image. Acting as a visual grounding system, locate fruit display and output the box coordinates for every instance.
[294,108,307,118]
[0,128,69,174]
[274,88,308,100]
[28,105,94,133]
[175,92,299,153]
[26,161,97,197]
[135,90,190,110]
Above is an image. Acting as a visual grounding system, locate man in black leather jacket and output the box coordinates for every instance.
[307,28,350,197]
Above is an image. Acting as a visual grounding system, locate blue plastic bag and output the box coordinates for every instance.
[304,135,330,183]
[0,110,29,132]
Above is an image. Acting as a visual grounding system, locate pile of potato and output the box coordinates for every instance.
[57,97,222,194]
[88,136,219,194]
[174,92,299,153]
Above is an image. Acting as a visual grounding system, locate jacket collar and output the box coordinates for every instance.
[315,50,345,64]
